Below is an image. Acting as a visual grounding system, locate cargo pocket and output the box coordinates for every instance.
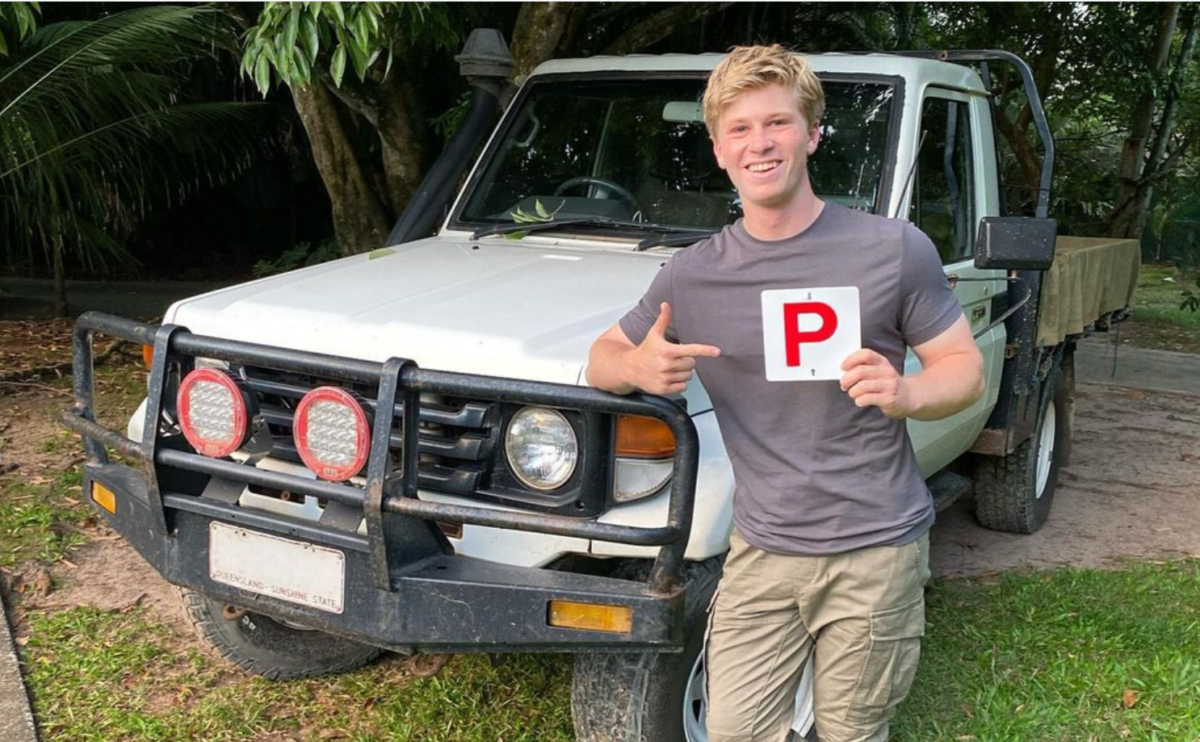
[845,597,926,726]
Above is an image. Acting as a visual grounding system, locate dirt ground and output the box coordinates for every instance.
[2,347,1199,639]
[931,382,1200,577]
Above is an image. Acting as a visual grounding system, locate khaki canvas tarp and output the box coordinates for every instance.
[1036,236,1140,346]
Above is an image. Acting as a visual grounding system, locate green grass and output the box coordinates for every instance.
[0,469,88,569]
[20,562,1200,741]
[1126,264,1200,353]
[25,607,574,742]
[0,355,148,569]
[896,561,1200,741]
[11,344,1200,740]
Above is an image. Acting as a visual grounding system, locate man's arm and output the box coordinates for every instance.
[587,302,721,395]
[839,315,984,421]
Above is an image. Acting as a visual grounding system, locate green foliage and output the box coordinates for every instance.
[504,199,562,240]
[0,1,39,56]
[252,239,342,277]
[0,470,88,569]
[431,91,472,142]
[0,5,274,273]
[240,2,458,94]
[1128,265,1200,352]
[17,560,1200,740]
[895,561,1200,741]
[25,603,574,741]
[509,199,560,224]
[1181,275,1200,312]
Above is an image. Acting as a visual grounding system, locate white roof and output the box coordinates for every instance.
[530,52,987,94]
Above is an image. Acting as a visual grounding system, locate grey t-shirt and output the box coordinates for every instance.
[619,203,963,555]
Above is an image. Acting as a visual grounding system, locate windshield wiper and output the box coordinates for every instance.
[635,230,717,251]
[470,217,683,240]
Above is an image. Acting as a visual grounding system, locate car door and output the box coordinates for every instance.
[904,88,1007,473]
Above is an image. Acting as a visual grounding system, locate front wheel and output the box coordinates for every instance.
[179,588,380,681]
[570,558,816,741]
[571,559,719,742]
[974,363,1071,534]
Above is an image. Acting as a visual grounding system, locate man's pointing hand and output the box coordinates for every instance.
[630,302,721,395]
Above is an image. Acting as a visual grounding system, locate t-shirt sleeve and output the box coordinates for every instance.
[899,224,964,346]
[618,258,677,345]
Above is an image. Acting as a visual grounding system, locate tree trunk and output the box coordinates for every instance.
[894,3,921,50]
[990,5,1064,212]
[1107,3,1180,238]
[554,3,593,57]
[292,83,391,255]
[602,3,731,55]
[1147,8,1198,169]
[994,108,1043,203]
[52,233,67,318]
[512,2,576,79]
[1125,7,1198,240]
[377,74,428,217]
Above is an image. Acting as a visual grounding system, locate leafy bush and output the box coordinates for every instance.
[1182,274,1200,312]
[252,239,341,277]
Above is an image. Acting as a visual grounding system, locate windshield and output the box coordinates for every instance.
[454,75,897,233]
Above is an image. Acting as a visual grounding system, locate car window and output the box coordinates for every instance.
[909,96,975,264]
[457,77,898,232]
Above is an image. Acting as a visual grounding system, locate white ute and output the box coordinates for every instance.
[68,31,1138,742]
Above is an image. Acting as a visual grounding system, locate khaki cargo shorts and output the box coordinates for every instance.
[705,528,932,742]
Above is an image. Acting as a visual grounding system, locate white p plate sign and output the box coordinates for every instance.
[761,286,862,381]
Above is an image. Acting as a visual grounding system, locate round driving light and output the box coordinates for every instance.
[505,407,578,491]
[177,369,249,458]
[293,386,371,482]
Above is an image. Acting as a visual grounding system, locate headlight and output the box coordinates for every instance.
[505,407,578,491]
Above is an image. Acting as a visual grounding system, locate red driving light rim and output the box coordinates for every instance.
[177,368,248,459]
[293,386,371,482]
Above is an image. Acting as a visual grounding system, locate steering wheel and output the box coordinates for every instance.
[553,176,642,213]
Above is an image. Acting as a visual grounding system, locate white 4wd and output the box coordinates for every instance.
[67,34,1134,742]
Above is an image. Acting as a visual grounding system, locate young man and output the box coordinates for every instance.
[586,46,985,741]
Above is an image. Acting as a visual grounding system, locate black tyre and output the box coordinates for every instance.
[571,558,722,742]
[179,588,380,680]
[974,365,1071,534]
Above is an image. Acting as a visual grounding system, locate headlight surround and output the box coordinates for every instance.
[504,407,579,491]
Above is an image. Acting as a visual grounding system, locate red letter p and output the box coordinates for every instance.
[783,302,838,367]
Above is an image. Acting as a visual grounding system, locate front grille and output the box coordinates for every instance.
[240,367,498,496]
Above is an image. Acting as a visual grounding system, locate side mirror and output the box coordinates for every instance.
[973,216,1057,271]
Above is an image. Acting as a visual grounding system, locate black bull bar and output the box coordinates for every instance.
[59,312,700,653]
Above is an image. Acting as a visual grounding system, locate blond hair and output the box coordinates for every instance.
[702,45,825,137]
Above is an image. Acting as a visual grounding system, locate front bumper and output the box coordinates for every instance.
[63,312,699,653]
[85,462,683,652]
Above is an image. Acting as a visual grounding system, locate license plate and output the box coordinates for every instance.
[208,523,345,614]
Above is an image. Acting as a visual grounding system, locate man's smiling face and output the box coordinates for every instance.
[711,83,821,212]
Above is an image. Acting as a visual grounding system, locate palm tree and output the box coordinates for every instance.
[0,3,272,316]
